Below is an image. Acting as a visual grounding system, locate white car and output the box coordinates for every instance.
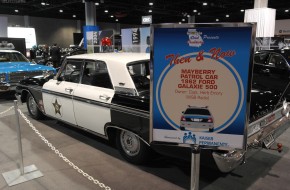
[16,52,290,173]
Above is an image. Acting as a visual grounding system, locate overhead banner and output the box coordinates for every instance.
[150,23,255,149]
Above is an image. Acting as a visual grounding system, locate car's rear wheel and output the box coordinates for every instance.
[26,93,44,120]
[116,130,152,164]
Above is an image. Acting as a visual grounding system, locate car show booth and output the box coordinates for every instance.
[1,0,290,189]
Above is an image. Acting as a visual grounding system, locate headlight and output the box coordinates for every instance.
[0,73,6,83]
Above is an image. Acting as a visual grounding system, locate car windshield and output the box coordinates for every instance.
[127,61,150,92]
[0,52,29,62]
[184,108,210,115]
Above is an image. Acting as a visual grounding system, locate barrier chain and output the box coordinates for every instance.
[17,109,111,190]
[0,106,14,115]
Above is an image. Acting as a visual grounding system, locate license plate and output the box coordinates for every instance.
[263,134,274,148]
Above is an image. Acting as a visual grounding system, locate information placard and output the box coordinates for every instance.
[151,23,255,149]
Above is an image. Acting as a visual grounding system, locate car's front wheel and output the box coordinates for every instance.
[26,93,44,120]
[116,130,152,164]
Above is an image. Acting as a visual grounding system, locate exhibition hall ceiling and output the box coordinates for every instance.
[0,0,290,24]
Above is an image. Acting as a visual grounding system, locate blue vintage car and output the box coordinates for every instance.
[0,49,56,91]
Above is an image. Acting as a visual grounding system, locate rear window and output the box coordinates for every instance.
[184,108,210,115]
[127,61,150,92]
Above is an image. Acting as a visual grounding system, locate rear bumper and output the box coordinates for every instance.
[212,114,290,173]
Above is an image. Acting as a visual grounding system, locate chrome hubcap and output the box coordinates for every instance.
[28,96,37,115]
[120,130,140,156]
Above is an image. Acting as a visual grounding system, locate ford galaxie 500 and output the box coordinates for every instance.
[15,53,290,172]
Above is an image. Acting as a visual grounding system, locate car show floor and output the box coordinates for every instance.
[0,92,290,190]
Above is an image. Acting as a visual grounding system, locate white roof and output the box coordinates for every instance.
[0,49,21,53]
[67,52,150,90]
[67,52,149,63]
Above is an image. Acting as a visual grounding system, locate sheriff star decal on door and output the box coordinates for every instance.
[52,99,62,116]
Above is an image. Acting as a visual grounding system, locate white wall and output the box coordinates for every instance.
[0,16,8,37]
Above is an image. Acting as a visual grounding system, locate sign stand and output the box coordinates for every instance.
[2,100,43,186]
[190,145,201,190]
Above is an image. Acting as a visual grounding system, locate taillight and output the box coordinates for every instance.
[208,117,213,123]
[181,116,186,121]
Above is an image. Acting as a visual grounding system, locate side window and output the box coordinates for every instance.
[81,61,113,89]
[59,60,82,83]
[270,54,288,69]
[254,53,269,65]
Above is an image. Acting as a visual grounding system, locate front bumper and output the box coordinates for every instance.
[0,82,16,92]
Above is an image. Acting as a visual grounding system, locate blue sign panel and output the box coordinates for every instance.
[151,24,255,149]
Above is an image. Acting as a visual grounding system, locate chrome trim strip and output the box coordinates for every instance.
[42,89,72,99]
[42,89,112,108]
[73,96,111,109]
[111,103,149,119]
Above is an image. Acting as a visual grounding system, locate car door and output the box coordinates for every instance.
[267,53,290,96]
[253,52,290,91]
[73,60,114,135]
[42,59,83,125]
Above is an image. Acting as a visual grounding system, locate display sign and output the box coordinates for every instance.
[151,23,255,149]
[7,27,36,49]
[142,15,152,24]
[121,27,150,53]
[132,28,140,44]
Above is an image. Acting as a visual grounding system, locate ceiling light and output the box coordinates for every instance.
[149,2,153,6]
[182,19,185,22]
[240,9,245,12]
[226,14,229,17]
[179,22,182,24]
[216,19,219,22]
[59,10,63,13]
[110,15,114,18]
[46,3,49,5]
[73,15,76,18]
[15,9,19,12]
[285,10,289,12]
[198,12,201,15]
[187,15,190,17]
[148,9,152,13]
[104,10,108,13]
[95,2,99,5]
[202,2,208,6]
[116,19,118,22]
[193,9,197,13]
[41,2,45,5]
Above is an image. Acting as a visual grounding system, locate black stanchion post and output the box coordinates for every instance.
[190,145,201,190]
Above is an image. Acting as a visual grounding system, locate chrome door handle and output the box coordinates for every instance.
[65,88,73,93]
[99,95,110,101]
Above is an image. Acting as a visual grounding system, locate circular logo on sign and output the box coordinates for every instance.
[156,52,244,132]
